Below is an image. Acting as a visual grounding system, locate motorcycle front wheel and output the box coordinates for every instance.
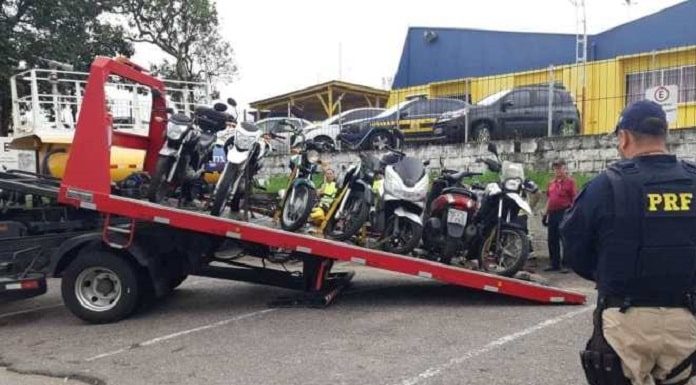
[325,193,369,241]
[479,227,529,277]
[146,156,175,203]
[280,184,316,232]
[210,163,239,217]
[381,217,422,255]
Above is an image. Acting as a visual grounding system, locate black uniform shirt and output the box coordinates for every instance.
[561,171,613,283]
[561,155,681,294]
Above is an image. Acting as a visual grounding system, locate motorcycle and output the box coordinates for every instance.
[470,143,535,276]
[320,152,381,241]
[373,148,429,254]
[147,99,237,204]
[422,159,482,264]
[277,123,334,231]
[209,120,282,218]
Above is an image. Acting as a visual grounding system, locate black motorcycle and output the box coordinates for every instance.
[278,123,334,231]
[147,99,237,204]
[468,143,536,276]
[322,152,382,241]
[422,159,482,264]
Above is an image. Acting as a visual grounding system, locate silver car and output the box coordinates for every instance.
[301,108,384,149]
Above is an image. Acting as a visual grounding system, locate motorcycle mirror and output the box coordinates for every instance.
[227,98,237,107]
[483,159,502,173]
[213,102,228,112]
[487,142,498,156]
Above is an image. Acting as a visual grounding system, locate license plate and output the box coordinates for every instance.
[447,209,468,225]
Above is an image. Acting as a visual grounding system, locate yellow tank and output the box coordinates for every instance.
[11,133,144,181]
[11,133,221,183]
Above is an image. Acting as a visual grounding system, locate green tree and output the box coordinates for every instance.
[116,0,237,83]
[0,0,134,135]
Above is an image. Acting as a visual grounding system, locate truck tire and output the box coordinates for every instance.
[61,249,142,324]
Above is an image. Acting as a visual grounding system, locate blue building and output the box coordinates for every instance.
[393,0,696,89]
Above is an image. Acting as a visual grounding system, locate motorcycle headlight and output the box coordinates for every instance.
[307,150,320,164]
[167,122,187,140]
[235,131,256,150]
[504,178,522,191]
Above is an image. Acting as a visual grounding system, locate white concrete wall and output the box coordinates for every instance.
[260,128,696,178]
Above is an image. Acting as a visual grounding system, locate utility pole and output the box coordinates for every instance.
[338,42,343,80]
[569,0,587,133]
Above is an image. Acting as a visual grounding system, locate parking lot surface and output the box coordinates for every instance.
[0,264,595,385]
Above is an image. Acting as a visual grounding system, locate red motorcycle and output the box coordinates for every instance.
[422,162,481,265]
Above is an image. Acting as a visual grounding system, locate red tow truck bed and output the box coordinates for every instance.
[52,56,585,306]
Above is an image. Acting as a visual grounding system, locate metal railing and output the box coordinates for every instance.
[10,68,211,136]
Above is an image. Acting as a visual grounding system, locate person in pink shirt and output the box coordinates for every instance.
[543,159,577,272]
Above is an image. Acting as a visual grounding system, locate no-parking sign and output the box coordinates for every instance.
[646,85,678,124]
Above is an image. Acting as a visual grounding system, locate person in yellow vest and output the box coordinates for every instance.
[310,168,337,225]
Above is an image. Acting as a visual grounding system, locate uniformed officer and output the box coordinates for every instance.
[561,100,696,385]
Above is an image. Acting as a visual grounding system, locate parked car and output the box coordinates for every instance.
[254,117,312,153]
[338,98,468,150]
[432,85,580,143]
[299,108,385,149]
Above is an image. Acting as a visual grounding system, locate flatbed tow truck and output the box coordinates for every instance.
[0,56,585,323]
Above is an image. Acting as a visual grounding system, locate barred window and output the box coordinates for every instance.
[626,65,696,105]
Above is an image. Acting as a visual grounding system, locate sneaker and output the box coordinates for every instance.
[560,268,570,274]
[543,267,561,272]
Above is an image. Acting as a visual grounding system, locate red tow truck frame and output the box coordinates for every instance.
[39,57,584,322]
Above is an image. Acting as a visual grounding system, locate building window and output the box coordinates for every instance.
[626,65,696,105]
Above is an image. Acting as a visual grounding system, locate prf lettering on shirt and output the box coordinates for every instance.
[647,192,693,212]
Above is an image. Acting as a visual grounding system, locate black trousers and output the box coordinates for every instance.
[547,209,566,269]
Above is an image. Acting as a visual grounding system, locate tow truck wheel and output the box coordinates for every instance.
[61,250,141,324]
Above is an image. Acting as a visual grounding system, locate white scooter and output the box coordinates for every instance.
[374,148,430,255]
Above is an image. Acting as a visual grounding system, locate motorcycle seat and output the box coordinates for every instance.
[441,186,478,200]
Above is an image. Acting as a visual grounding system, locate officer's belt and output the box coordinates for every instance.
[602,295,688,309]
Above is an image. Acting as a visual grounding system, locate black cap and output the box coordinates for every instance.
[615,100,668,135]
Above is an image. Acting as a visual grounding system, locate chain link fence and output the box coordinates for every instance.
[281,46,695,155]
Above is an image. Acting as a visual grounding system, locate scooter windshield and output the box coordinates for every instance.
[392,157,425,188]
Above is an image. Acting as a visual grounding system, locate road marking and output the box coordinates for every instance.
[397,305,593,385]
[0,304,63,319]
[85,308,276,362]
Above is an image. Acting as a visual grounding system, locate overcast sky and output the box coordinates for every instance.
[132,0,684,111]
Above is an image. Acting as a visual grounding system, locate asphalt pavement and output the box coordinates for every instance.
[0,264,596,385]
